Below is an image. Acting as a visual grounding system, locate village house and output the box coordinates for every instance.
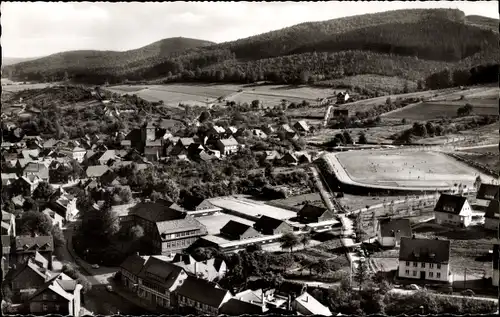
[1,172,18,188]
[11,236,54,270]
[175,275,232,315]
[171,253,227,282]
[4,257,52,298]
[377,218,412,248]
[136,256,189,310]
[48,190,79,222]
[398,236,452,283]
[59,147,86,163]
[119,253,147,291]
[41,208,64,230]
[253,216,292,235]
[293,121,310,134]
[281,152,299,166]
[216,137,239,156]
[297,204,335,224]
[13,175,41,196]
[21,149,40,160]
[336,91,350,104]
[85,165,110,179]
[434,194,472,228]
[97,150,116,165]
[483,200,500,231]
[220,220,261,241]
[492,244,499,287]
[252,129,268,139]
[23,162,49,182]
[291,292,332,316]
[2,210,16,237]
[476,183,500,202]
[170,138,195,156]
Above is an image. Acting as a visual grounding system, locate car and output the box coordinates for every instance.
[106,285,114,293]
[461,289,475,297]
[91,264,99,269]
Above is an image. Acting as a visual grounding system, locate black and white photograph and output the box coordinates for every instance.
[1,1,499,316]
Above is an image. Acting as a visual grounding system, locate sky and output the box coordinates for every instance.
[2,1,498,58]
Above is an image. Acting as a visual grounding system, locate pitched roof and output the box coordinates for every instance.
[128,201,186,223]
[21,149,40,159]
[220,220,254,237]
[434,194,468,215]
[298,204,327,218]
[26,274,75,303]
[294,120,310,132]
[254,215,286,233]
[281,124,294,133]
[4,258,50,282]
[277,281,306,296]
[484,200,500,219]
[174,275,229,308]
[293,292,332,316]
[15,235,54,252]
[220,298,265,315]
[86,165,110,178]
[2,210,14,221]
[157,217,207,237]
[399,237,450,264]
[120,253,147,276]
[138,256,185,289]
[172,253,196,265]
[379,218,412,238]
[98,150,116,162]
[218,137,239,147]
[477,183,500,200]
[179,138,195,147]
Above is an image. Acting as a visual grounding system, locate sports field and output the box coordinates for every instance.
[327,150,483,190]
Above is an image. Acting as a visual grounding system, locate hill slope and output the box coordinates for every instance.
[4,9,499,86]
[2,56,45,66]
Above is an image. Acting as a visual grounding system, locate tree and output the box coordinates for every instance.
[474,175,482,190]
[22,197,39,212]
[314,259,330,276]
[279,232,299,253]
[18,211,53,237]
[199,111,211,123]
[32,182,54,200]
[300,233,311,249]
[358,133,368,144]
[129,225,144,240]
[353,259,370,291]
[343,131,353,144]
[299,70,310,84]
[78,201,119,247]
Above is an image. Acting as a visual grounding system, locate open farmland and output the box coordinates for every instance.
[384,101,499,120]
[327,150,490,190]
[2,82,57,92]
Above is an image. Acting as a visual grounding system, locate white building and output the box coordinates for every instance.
[398,236,452,283]
[433,194,472,228]
[377,218,412,248]
[59,147,87,163]
[483,200,500,231]
[216,137,239,156]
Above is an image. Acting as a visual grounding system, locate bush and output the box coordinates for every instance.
[62,264,92,293]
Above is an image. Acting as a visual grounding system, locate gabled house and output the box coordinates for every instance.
[297,204,335,224]
[434,194,472,227]
[253,216,292,235]
[119,253,147,291]
[48,193,79,222]
[171,253,226,282]
[293,121,310,134]
[492,244,499,287]
[144,147,159,162]
[136,256,189,310]
[97,150,116,165]
[12,235,54,270]
[175,275,232,315]
[477,183,500,202]
[483,200,500,231]
[170,138,195,156]
[3,258,53,298]
[13,175,41,196]
[85,165,110,179]
[291,292,332,316]
[23,162,49,182]
[377,218,412,248]
[220,220,261,241]
[216,137,239,156]
[398,236,452,283]
[2,210,16,237]
[279,124,294,134]
[336,91,350,104]
[59,147,86,163]
[281,152,299,166]
[41,208,64,229]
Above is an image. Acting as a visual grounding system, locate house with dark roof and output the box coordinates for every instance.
[297,204,335,224]
[3,258,53,299]
[12,235,54,270]
[477,183,500,202]
[23,162,49,182]
[293,121,310,134]
[253,216,292,235]
[492,244,499,287]
[376,218,412,248]
[434,194,472,228]
[119,253,147,291]
[48,193,79,222]
[398,236,452,283]
[170,138,195,156]
[220,297,267,315]
[174,275,232,315]
[220,220,261,241]
[12,175,41,196]
[281,152,299,166]
[483,200,500,231]
[136,256,189,310]
[171,253,227,282]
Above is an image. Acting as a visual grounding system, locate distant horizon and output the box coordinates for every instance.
[2,1,498,58]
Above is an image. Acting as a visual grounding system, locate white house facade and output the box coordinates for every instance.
[434,194,472,228]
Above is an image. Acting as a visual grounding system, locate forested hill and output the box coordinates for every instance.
[3,9,499,86]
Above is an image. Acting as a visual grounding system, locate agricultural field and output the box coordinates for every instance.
[384,101,498,121]
[333,150,488,190]
[1,82,57,92]
[315,74,417,95]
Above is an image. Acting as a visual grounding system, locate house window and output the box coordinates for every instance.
[436,272,441,278]
[406,261,410,266]
[437,264,441,269]
[43,294,48,300]
[413,271,417,276]
[413,262,418,267]
[429,263,434,269]
[405,270,410,275]
[429,272,434,278]
[43,304,48,311]
[421,263,425,268]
